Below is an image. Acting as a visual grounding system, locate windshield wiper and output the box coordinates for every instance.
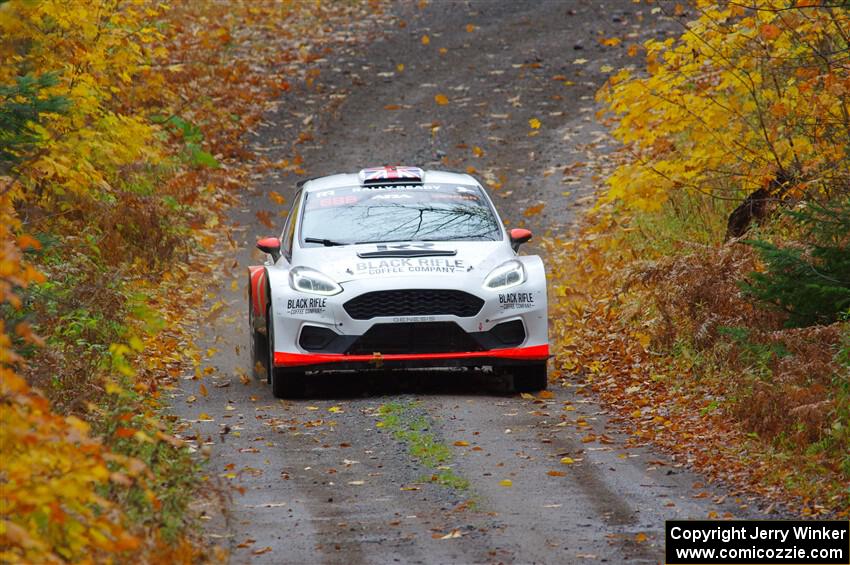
[419,234,498,241]
[354,239,421,245]
[304,237,348,247]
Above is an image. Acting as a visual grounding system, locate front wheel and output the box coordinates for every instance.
[267,311,306,398]
[512,362,548,393]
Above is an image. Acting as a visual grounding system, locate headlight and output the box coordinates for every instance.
[289,266,342,295]
[483,260,526,290]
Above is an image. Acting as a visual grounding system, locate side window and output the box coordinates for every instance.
[281,192,302,260]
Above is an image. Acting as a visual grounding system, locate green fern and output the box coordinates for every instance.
[742,198,850,327]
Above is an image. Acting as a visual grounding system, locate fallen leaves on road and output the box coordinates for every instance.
[523,203,545,217]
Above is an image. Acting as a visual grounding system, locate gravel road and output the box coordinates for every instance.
[175,2,760,563]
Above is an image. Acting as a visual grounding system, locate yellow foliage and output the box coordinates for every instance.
[0,0,163,201]
[598,1,850,211]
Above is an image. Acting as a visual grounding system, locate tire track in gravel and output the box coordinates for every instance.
[174,2,765,563]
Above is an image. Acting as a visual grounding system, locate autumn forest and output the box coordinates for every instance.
[1,0,848,563]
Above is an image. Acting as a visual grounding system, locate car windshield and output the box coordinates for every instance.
[300,183,502,245]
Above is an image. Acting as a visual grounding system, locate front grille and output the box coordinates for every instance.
[343,289,484,320]
[346,322,482,354]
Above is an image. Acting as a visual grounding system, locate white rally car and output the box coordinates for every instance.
[248,166,549,397]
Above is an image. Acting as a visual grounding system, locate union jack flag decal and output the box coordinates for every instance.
[358,166,424,183]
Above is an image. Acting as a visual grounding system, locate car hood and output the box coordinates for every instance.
[292,241,513,284]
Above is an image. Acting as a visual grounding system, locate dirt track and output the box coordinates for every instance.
[175,2,762,563]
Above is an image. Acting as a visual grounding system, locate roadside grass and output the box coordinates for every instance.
[622,191,734,258]
[377,401,470,491]
[94,376,201,542]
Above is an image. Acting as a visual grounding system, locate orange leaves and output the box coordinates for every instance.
[421,34,430,45]
[115,427,137,438]
[759,23,781,41]
[0,370,143,562]
[523,203,545,217]
[16,234,41,250]
[434,93,449,105]
[256,210,275,229]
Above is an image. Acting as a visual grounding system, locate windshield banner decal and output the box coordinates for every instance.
[355,258,466,276]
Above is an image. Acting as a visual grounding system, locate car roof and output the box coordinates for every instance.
[298,169,480,193]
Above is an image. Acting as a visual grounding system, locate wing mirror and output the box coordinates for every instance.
[257,237,281,262]
[509,228,532,252]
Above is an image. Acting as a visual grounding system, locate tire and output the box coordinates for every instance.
[267,310,306,398]
[250,303,269,381]
[512,362,548,393]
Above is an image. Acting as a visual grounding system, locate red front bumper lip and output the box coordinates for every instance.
[273,344,550,367]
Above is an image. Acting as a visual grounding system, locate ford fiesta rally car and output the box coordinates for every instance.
[249,166,549,398]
